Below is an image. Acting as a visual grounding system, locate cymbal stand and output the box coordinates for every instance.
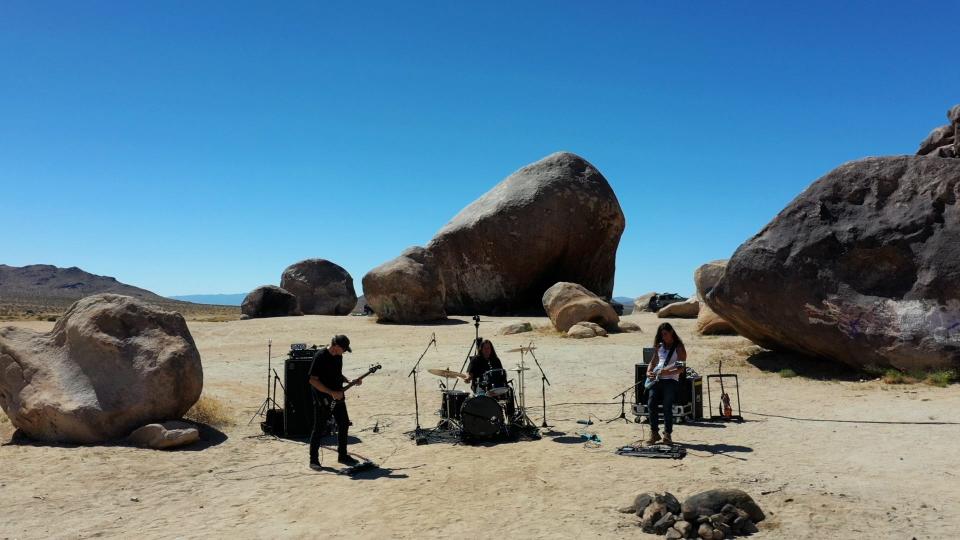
[528,344,552,428]
[249,339,280,425]
[451,315,482,393]
[408,334,436,444]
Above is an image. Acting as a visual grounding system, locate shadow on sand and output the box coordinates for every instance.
[3,421,229,450]
[746,350,870,381]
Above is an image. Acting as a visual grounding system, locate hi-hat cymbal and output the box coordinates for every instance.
[428,368,467,379]
[511,366,531,372]
[505,345,537,353]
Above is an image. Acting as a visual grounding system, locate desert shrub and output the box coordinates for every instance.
[882,369,912,384]
[778,368,797,378]
[924,370,957,388]
[0,411,8,424]
[184,394,234,428]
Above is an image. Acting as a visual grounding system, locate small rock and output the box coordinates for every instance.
[717,522,731,538]
[632,493,654,516]
[665,527,684,540]
[498,322,533,335]
[697,516,711,525]
[698,523,714,539]
[130,497,140,502]
[721,504,738,516]
[741,520,759,534]
[674,520,694,538]
[653,512,677,535]
[617,320,643,333]
[567,324,598,339]
[711,529,724,540]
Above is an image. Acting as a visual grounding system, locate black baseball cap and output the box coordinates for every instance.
[332,334,352,353]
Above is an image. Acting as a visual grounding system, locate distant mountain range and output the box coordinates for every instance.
[168,293,246,306]
[0,264,238,319]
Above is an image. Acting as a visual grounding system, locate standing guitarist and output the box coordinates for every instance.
[308,334,361,469]
[645,323,687,445]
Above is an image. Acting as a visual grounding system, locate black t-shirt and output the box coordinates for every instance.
[309,347,346,397]
[467,355,503,388]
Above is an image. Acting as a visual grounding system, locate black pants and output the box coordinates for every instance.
[309,392,350,462]
[647,379,679,435]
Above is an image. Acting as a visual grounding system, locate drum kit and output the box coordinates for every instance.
[425,345,540,442]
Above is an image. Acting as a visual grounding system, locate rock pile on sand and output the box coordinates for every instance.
[621,489,764,538]
[364,152,625,322]
[708,153,960,371]
[0,294,203,443]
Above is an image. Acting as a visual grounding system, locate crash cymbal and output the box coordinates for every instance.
[428,368,467,379]
[505,345,537,353]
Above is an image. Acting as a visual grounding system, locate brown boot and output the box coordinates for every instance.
[645,431,661,445]
[661,433,673,445]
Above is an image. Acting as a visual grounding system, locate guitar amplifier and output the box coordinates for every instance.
[284,355,315,438]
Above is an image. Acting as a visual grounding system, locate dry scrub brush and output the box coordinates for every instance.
[185,394,235,428]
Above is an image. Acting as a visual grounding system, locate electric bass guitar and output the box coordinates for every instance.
[328,363,382,413]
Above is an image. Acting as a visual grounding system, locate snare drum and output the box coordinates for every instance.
[479,368,509,397]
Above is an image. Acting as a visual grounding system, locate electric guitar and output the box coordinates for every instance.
[644,343,679,391]
[328,363,382,413]
[718,359,733,418]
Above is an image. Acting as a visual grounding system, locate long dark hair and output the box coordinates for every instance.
[654,323,683,351]
[479,339,500,364]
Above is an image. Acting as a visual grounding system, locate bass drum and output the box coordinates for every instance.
[460,395,504,439]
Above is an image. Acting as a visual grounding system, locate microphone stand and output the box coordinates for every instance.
[607,380,645,424]
[451,315,482,393]
[528,344,552,428]
[408,334,436,445]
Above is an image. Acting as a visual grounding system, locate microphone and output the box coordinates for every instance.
[432,332,438,351]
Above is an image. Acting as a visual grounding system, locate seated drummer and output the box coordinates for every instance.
[464,339,503,394]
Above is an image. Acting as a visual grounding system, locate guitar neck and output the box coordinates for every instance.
[342,371,374,392]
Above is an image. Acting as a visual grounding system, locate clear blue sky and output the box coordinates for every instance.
[1,2,957,298]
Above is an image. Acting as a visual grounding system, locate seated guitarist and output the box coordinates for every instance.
[308,334,361,469]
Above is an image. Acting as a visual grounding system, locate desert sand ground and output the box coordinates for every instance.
[2,313,959,539]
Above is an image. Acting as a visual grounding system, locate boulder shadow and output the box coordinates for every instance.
[375,319,468,327]
[746,349,869,382]
[348,467,410,480]
[3,421,229,451]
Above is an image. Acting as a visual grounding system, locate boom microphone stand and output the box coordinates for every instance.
[250,339,279,425]
[408,333,437,445]
[527,343,552,428]
[608,380,645,424]
[451,315,482,392]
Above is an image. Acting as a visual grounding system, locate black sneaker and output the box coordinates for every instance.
[338,454,359,466]
[309,460,322,471]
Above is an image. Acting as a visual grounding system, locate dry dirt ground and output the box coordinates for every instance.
[1,313,959,539]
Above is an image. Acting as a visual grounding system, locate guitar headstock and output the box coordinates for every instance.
[368,363,382,374]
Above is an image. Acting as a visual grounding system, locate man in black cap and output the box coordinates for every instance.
[308,334,360,469]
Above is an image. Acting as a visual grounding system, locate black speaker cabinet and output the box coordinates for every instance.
[284,357,315,437]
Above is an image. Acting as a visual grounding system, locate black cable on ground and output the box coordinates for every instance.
[741,409,960,426]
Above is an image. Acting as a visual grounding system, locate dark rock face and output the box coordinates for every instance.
[363,152,625,322]
[280,259,357,315]
[241,286,301,319]
[708,156,960,370]
[0,294,203,443]
[681,489,765,524]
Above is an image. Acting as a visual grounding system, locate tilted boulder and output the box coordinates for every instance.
[362,247,446,323]
[363,152,625,322]
[280,259,357,315]
[708,156,960,370]
[543,282,619,332]
[657,298,700,319]
[694,260,736,335]
[0,294,203,443]
[241,285,301,319]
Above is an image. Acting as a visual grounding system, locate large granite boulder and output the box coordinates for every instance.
[363,152,625,322]
[241,285,301,319]
[543,282,619,332]
[657,298,700,318]
[362,247,446,323]
[0,294,203,443]
[280,259,357,315]
[634,292,657,313]
[694,260,736,335]
[708,156,960,370]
